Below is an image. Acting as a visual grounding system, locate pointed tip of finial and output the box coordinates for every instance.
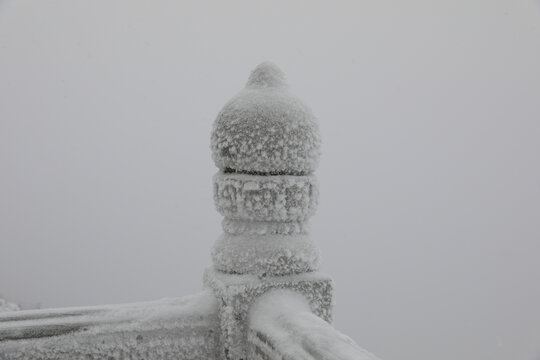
[246,62,287,88]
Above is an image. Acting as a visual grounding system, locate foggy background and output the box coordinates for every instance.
[1,1,539,359]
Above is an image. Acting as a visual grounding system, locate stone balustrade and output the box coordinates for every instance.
[0,63,380,360]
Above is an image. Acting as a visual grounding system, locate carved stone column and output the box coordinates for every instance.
[204,62,333,360]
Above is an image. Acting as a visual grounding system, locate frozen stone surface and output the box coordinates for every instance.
[0,291,219,360]
[214,172,318,222]
[245,61,287,89]
[207,63,332,359]
[210,63,322,277]
[248,290,381,360]
[222,219,309,236]
[211,62,321,175]
[204,268,332,360]
[212,233,320,275]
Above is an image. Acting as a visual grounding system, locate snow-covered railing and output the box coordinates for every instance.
[0,291,219,359]
[248,290,379,360]
[0,63,381,360]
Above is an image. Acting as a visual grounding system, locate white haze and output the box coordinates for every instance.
[1,1,539,359]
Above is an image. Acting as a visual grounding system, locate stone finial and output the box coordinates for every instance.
[211,61,321,175]
[246,61,288,88]
[210,62,322,276]
[206,63,332,360]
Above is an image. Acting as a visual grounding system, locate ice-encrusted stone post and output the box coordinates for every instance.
[0,62,380,360]
[204,62,333,360]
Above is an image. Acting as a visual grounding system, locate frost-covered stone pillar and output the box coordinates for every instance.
[204,62,333,360]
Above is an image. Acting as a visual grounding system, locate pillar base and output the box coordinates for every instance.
[203,267,333,360]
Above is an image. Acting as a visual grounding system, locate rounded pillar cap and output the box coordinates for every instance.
[211,62,321,175]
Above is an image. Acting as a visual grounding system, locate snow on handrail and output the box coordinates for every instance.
[0,291,219,360]
[248,290,380,360]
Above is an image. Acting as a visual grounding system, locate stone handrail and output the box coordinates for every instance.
[248,290,380,360]
[0,291,218,359]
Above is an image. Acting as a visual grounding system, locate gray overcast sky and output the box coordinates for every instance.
[1,1,539,359]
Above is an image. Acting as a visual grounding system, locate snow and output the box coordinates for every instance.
[245,61,288,89]
[213,172,319,222]
[222,218,309,236]
[0,291,219,359]
[205,62,335,359]
[204,268,333,360]
[0,298,19,313]
[248,290,380,360]
[212,232,320,275]
[211,62,321,175]
[212,164,320,276]
[210,63,322,277]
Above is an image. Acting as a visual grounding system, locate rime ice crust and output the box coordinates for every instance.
[210,62,323,277]
[211,62,321,175]
[213,172,318,222]
[222,219,309,236]
[212,233,320,275]
[245,61,287,88]
[203,268,333,360]
[0,292,220,359]
[207,64,331,359]
[212,171,321,275]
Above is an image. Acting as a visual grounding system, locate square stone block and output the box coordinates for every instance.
[203,267,333,360]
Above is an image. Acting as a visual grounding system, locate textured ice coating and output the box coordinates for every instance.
[0,291,219,359]
[212,233,320,275]
[246,62,287,89]
[214,172,318,222]
[211,62,321,175]
[212,171,320,274]
[211,63,322,276]
[203,268,333,360]
[206,62,334,359]
[222,219,308,236]
[248,290,380,360]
